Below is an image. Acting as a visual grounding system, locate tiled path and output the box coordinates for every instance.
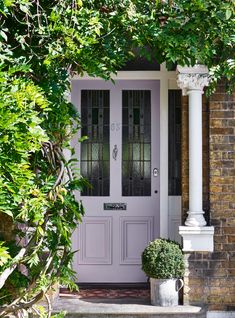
[60,288,150,299]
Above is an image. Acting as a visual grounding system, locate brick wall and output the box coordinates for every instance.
[182,83,235,310]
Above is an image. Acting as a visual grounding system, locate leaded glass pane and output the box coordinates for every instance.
[92,108,98,125]
[168,90,182,195]
[81,90,110,196]
[144,162,151,178]
[122,90,151,196]
[102,143,109,161]
[144,144,151,160]
[133,144,140,161]
[103,109,109,125]
[91,143,99,161]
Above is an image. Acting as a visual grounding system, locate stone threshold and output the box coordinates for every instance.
[52,297,206,318]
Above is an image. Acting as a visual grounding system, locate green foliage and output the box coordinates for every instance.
[0,0,234,316]
[142,239,185,279]
[33,305,66,318]
[0,242,11,266]
[130,0,235,91]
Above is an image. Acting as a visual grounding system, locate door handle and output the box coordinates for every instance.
[112,145,118,160]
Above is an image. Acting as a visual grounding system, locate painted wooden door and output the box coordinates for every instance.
[72,80,160,283]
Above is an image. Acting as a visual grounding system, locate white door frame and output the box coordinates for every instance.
[71,64,178,240]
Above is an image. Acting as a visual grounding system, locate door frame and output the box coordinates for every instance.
[70,63,178,239]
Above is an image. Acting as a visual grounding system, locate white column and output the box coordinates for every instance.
[177,65,214,251]
[187,89,206,226]
[177,65,210,226]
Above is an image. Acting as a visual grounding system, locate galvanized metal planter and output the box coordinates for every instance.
[150,278,184,307]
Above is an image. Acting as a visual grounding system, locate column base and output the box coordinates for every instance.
[179,226,214,252]
[185,211,207,227]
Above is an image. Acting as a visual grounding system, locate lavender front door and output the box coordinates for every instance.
[72,80,160,283]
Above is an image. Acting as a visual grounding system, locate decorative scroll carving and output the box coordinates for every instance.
[177,65,210,95]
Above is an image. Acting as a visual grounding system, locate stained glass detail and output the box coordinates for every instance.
[81,90,110,196]
[168,90,182,195]
[122,90,151,196]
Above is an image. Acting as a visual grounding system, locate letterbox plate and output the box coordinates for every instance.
[104,203,127,210]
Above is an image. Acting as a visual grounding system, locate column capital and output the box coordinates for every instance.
[177,64,210,96]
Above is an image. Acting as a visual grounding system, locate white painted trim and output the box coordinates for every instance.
[160,77,169,238]
[207,312,235,318]
[168,196,182,243]
[179,226,214,252]
[178,64,209,74]
[71,67,177,241]
[160,62,168,72]
[168,78,179,89]
[72,70,177,81]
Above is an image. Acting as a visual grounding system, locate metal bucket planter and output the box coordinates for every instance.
[150,278,184,306]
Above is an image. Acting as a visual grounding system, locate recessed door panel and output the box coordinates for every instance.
[120,217,153,265]
[79,217,112,265]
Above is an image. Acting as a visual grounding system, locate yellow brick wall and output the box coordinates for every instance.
[182,83,235,310]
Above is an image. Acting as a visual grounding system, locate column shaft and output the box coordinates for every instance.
[188,90,203,213]
[186,90,206,226]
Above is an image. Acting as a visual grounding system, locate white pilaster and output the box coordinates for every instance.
[177,65,214,251]
[160,76,169,238]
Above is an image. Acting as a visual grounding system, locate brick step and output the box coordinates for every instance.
[53,298,206,318]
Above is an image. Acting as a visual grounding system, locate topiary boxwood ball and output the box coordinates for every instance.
[141,238,185,279]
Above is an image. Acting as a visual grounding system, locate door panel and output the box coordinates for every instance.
[120,216,153,265]
[71,80,160,283]
[78,217,112,265]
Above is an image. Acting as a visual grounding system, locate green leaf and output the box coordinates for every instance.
[3,0,15,7]
[78,135,89,142]
[0,242,11,266]
[19,4,29,14]
[37,226,44,236]
[226,9,232,20]
[77,0,83,7]
[0,30,7,41]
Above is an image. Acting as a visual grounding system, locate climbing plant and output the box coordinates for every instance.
[0,0,234,316]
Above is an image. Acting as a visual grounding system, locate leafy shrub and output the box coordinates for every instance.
[141,239,185,279]
[0,0,234,316]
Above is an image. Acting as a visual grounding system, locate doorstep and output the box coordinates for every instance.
[52,297,206,318]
